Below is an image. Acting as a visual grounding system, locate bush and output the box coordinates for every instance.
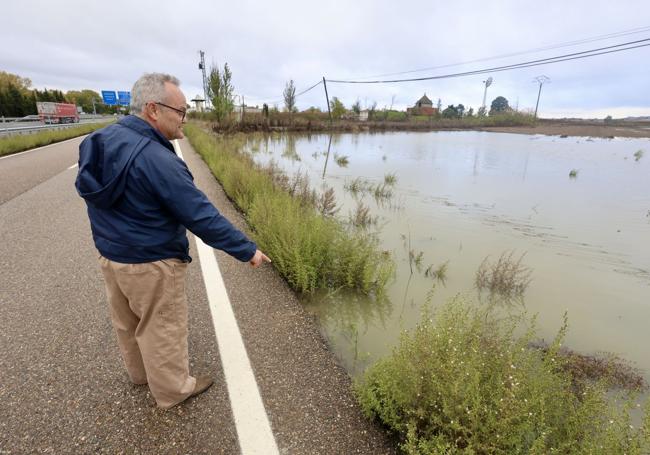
[183,123,394,294]
[356,298,650,454]
[0,121,113,157]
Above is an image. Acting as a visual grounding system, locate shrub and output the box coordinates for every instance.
[356,298,650,454]
[183,124,394,294]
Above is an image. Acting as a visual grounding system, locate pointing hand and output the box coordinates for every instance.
[249,249,271,268]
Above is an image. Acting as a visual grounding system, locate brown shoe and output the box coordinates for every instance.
[189,375,214,398]
[159,376,214,410]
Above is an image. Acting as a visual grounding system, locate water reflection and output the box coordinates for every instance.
[303,289,393,376]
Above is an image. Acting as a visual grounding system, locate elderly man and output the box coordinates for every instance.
[75,73,270,409]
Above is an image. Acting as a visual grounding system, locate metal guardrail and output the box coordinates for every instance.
[0,117,114,137]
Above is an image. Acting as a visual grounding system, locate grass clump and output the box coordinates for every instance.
[476,251,532,300]
[384,173,398,185]
[425,261,449,284]
[334,153,350,167]
[350,201,377,229]
[569,169,578,178]
[345,177,371,196]
[355,298,650,454]
[184,123,394,294]
[634,149,644,161]
[0,121,113,157]
[317,187,339,217]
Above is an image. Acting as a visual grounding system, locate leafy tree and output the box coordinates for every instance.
[0,72,33,116]
[329,97,346,119]
[604,115,613,124]
[489,96,510,115]
[19,90,36,115]
[466,107,475,117]
[0,71,31,92]
[442,104,465,119]
[351,98,361,115]
[208,63,234,122]
[283,79,296,113]
[0,90,7,116]
[368,101,377,119]
[66,89,102,114]
[7,84,26,116]
[477,106,487,117]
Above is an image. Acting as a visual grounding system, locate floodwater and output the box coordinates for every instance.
[240,131,650,380]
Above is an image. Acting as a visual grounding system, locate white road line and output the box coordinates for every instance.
[68,164,78,170]
[0,136,87,161]
[172,139,279,455]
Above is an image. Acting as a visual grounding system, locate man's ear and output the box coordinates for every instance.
[144,102,158,121]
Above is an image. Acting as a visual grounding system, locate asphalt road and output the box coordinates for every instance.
[0,134,396,454]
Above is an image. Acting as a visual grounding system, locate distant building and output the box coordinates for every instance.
[359,110,369,121]
[407,93,438,116]
[244,106,262,114]
[190,95,206,112]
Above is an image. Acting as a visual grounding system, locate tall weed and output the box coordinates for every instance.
[184,123,394,294]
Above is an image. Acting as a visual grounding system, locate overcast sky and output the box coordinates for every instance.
[3,0,650,118]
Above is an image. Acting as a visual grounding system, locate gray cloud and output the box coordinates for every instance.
[3,0,649,118]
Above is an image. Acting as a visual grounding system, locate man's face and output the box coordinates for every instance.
[150,82,187,140]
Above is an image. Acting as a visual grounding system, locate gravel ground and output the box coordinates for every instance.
[0,137,396,454]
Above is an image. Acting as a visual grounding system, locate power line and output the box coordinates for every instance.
[295,80,322,98]
[351,25,650,80]
[327,38,650,84]
[238,79,322,106]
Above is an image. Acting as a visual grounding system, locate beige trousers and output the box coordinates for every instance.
[98,256,196,408]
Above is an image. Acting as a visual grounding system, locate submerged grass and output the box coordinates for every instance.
[334,153,350,167]
[0,121,113,157]
[476,251,532,299]
[355,298,650,454]
[184,123,394,294]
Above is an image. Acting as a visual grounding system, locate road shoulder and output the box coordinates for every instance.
[178,136,397,454]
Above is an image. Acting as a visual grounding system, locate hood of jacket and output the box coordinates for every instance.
[75,115,174,209]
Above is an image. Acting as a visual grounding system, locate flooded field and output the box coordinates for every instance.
[239,131,650,380]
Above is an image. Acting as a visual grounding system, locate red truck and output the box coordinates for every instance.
[36,102,80,124]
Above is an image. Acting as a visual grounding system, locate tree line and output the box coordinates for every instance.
[201,62,521,124]
[0,71,119,118]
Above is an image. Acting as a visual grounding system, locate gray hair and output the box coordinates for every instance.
[130,73,180,114]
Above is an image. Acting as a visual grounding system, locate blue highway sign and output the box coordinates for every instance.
[118,91,131,106]
[102,91,117,105]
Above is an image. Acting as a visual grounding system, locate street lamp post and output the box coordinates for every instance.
[481,77,493,113]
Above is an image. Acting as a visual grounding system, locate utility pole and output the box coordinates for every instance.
[322,76,332,125]
[481,77,493,112]
[533,75,550,119]
[198,50,208,108]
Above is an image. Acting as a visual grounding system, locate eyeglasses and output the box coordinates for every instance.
[155,102,186,121]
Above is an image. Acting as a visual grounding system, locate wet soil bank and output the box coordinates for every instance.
[479,120,650,138]
[205,119,650,139]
